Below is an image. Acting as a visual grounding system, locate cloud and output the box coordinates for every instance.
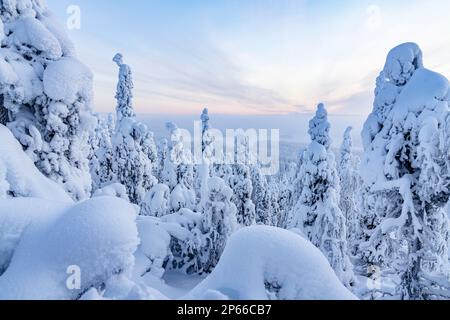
[51,0,450,117]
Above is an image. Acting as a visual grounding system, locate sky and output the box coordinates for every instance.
[45,0,450,121]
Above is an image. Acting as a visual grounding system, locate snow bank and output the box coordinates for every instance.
[0,196,139,300]
[43,57,93,105]
[0,198,70,275]
[0,124,72,202]
[185,226,357,300]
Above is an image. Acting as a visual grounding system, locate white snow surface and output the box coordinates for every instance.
[185,226,357,300]
[43,57,93,105]
[0,196,139,300]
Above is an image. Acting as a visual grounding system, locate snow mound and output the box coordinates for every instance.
[0,196,139,300]
[185,226,357,300]
[384,42,423,86]
[43,57,93,104]
[392,68,450,121]
[0,198,70,275]
[0,124,72,202]
[7,15,62,60]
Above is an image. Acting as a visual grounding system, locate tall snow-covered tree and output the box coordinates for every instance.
[251,165,270,224]
[112,53,157,205]
[195,108,214,207]
[360,43,450,300]
[291,103,354,288]
[0,1,95,200]
[89,113,115,192]
[200,177,238,273]
[162,122,195,213]
[230,133,256,226]
[338,127,362,255]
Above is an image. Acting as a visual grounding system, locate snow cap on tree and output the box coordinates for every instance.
[384,42,423,86]
[309,103,331,150]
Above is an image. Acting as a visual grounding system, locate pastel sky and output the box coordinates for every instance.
[46,0,450,117]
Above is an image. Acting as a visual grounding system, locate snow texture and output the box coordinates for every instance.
[186,226,357,300]
[0,196,139,300]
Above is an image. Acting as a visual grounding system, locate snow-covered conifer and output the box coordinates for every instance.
[360,43,450,299]
[112,54,157,205]
[291,103,354,288]
[338,127,362,255]
[200,177,238,273]
[162,122,195,212]
[141,184,170,217]
[0,1,95,200]
[251,165,270,224]
[89,114,115,192]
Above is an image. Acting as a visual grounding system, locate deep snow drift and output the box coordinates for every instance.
[0,196,139,300]
[186,226,357,300]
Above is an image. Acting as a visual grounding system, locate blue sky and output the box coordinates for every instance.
[46,0,450,117]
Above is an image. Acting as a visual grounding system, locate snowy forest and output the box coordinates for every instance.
[2,0,450,301]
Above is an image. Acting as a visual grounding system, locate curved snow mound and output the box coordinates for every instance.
[384,42,423,85]
[0,125,72,202]
[185,226,357,300]
[43,57,93,105]
[0,196,139,300]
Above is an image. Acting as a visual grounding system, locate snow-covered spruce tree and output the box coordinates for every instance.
[338,127,362,256]
[285,147,307,228]
[194,108,214,206]
[200,177,238,273]
[0,0,95,200]
[156,138,169,182]
[360,43,450,300]
[141,183,170,217]
[267,177,281,226]
[89,113,115,192]
[251,165,271,224]
[291,103,354,288]
[230,133,256,226]
[112,53,157,205]
[161,122,195,213]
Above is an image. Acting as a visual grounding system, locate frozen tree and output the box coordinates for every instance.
[141,184,170,217]
[89,113,115,192]
[360,43,450,299]
[338,127,362,255]
[113,53,135,122]
[200,177,238,273]
[285,148,307,227]
[0,1,95,200]
[231,164,256,226]
[195,108,214,206]
[267,177,281,226]
[251,165,271,224]
[230,133,256,226]
[112,54,157,205]
[156,138,169,182]
[291,103,354,288]
[162,122,195,213]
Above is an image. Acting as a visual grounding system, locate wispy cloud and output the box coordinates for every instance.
[47,0,450,117]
